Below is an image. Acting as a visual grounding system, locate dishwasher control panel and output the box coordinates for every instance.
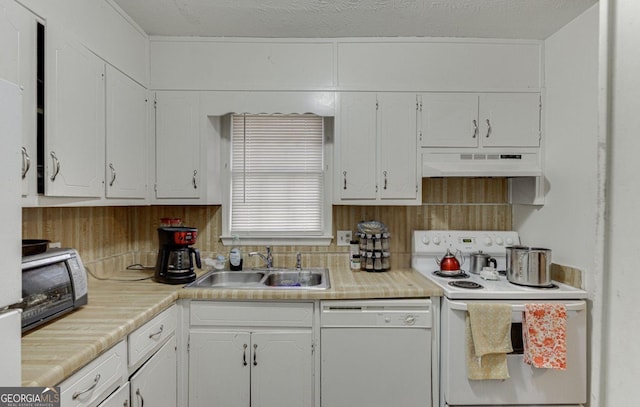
[320,299,432,328]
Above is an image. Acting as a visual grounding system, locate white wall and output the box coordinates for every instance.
[513,5,599,278]
[602,0,640,404]
[512,6,601,404]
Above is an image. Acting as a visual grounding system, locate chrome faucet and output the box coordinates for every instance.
[249,246,273,269]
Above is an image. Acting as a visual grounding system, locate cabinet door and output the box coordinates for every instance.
[0,0,38,200]
[98,382,129,407]
[188,331,250,407]
[251,331,313,407]
[420,93,479,147]
[106,65,147,199]
[155,91,202,199]
[0,80,22,309]
[379,93,419,200]
[337,92,377,200]
[130,336,177,407]
[45,24,105,197]
[479,93,541,147]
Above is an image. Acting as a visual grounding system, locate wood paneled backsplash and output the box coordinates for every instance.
[22,178,511,271]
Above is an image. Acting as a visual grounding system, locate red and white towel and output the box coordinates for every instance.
[522,303,567,370]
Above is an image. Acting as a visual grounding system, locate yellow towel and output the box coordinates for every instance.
[466,303,513,380]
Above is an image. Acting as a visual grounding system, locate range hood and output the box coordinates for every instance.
[422,151,542,177]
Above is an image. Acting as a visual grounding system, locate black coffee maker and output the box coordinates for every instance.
[154,226,201,284]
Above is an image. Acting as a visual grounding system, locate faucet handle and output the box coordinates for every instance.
[296,252,302,270]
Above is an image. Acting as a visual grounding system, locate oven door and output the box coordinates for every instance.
[21,262,75,331]
[440,297,586,406]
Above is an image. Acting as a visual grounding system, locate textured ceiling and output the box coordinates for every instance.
[112,0,597,39]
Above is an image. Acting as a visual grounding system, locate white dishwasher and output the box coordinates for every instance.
[320,299,432,407]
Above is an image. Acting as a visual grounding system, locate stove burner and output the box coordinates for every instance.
[449,280,484,289]
[433,270,469,279]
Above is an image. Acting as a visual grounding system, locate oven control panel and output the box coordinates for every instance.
[413,230,520,256]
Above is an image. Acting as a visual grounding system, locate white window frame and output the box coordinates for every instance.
[220,114,334,246]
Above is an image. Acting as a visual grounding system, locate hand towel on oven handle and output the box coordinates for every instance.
[522,303,567,370]
[465,303,513,380]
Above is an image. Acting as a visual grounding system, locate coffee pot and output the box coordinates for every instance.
[154,226,201,284]
[469,250,498,274]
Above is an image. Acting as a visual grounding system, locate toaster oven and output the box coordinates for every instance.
[17,248,88,332]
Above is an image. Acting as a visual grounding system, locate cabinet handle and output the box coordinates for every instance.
[123,399,128,407]
[109,163,117,187]
[148,324,163,339]
[49,151,61,182]
[485,119,492,138]
[342,171,347,190]
[192,169,198,189]
[253,343,258,366]
[136,388,144,407]
[21,147,31,179]
[383,171,388,190]
[472,120,478,139]
[243,343,248,366]
[72,374,100,400]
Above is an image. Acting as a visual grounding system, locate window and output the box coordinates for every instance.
[223,114,332,245]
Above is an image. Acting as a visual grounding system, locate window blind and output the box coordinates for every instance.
[230,114,324,234]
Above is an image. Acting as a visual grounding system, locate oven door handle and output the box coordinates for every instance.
[448,300,586,312]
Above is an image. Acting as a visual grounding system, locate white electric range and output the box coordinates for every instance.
[412,230,587,407]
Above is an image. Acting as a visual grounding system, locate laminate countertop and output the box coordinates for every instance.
[21,266,441,387]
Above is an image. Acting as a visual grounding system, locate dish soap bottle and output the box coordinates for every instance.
[229,236,243,271]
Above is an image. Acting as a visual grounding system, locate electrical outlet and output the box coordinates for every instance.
[337,230,353,246]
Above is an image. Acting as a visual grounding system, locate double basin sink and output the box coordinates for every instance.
[186,268,330,290]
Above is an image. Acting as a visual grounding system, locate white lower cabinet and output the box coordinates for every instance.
[129,336,177,407]
[188,301,314,407]
[98,383,129,407]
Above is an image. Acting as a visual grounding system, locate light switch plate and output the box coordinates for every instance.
[337,230,353,246]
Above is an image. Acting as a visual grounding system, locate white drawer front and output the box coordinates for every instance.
[97,382,129,407]
[190,301,313,327]
[60,340,127,407]
[128,305,177,370]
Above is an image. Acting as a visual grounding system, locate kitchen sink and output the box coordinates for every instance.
[185,268,330,290]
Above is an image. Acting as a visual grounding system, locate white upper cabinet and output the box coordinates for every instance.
[0,0,39,203]
[154,91,203,200]
[337,92,420,204]
[420,93,541,149]
[105,65,148,199]
[45,24,105,197]
[378,93,420,200]
[420,93,479,148]
[479,93,541,147]
[337,41,542,91]
[337,92,378,200]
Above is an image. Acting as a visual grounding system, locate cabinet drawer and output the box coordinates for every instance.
[60,340,127,407]
[128,305,177,370]
[98,383,129,407]
[190,301,313,327]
